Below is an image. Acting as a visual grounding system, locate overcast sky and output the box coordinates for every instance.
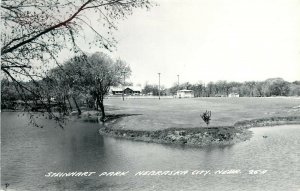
[75,0,300,87]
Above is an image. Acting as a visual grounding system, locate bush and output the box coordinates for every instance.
[201,110,211,125]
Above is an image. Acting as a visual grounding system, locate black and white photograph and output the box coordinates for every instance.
[1,0,300,190]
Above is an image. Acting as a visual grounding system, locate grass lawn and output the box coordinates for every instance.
[103,97,300,131]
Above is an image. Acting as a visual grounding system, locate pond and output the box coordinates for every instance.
[1,112,300,191]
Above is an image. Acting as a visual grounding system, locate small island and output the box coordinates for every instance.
[79,97,300,147]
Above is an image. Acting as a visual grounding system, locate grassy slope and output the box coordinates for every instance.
[104,97,300,130]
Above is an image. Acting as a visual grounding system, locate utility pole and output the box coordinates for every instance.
[158,73,161,100]
[121,71,126,101]
[177,74,180,91]
[177,74,180,98]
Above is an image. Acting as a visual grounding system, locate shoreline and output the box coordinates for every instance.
[233,116,300,128]
[98,116,300,147]
[99,125,252,147]
[3,110,300,147]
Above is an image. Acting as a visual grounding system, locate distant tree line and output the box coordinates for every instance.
[142,84,167,96]
[144,78,300,97]
[3,75,300,115]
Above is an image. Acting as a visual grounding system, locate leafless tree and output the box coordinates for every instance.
[1,0,153,118]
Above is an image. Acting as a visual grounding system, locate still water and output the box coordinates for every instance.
[1,112,300,191]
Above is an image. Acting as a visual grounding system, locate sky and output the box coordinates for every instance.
[69,0,300,87]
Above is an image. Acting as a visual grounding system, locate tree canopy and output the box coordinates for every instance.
[1,0,153,116]
[48,52,131,120]
[1,0,153,71]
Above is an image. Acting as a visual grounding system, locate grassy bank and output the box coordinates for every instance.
[104,97,300,130]
[234,116,300,128]
[87,97,300,146]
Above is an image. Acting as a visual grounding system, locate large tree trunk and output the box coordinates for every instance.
[72,96,81,115]
[96,97,105,122]
[99,102,105,122]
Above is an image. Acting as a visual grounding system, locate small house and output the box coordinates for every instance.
[110,86,142,95]
[228,93,239,97]
[176,89,194,98]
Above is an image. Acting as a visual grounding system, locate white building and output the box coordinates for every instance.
[228,93,240,97]
[176,89,194,98]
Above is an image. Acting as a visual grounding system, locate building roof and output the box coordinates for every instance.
[110,87,122,91]
[111,86,142,92]
[177,89,193,92]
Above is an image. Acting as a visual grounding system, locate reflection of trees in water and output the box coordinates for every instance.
[67,123,105,170]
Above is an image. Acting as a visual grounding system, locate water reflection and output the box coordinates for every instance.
[1,112,300,191]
